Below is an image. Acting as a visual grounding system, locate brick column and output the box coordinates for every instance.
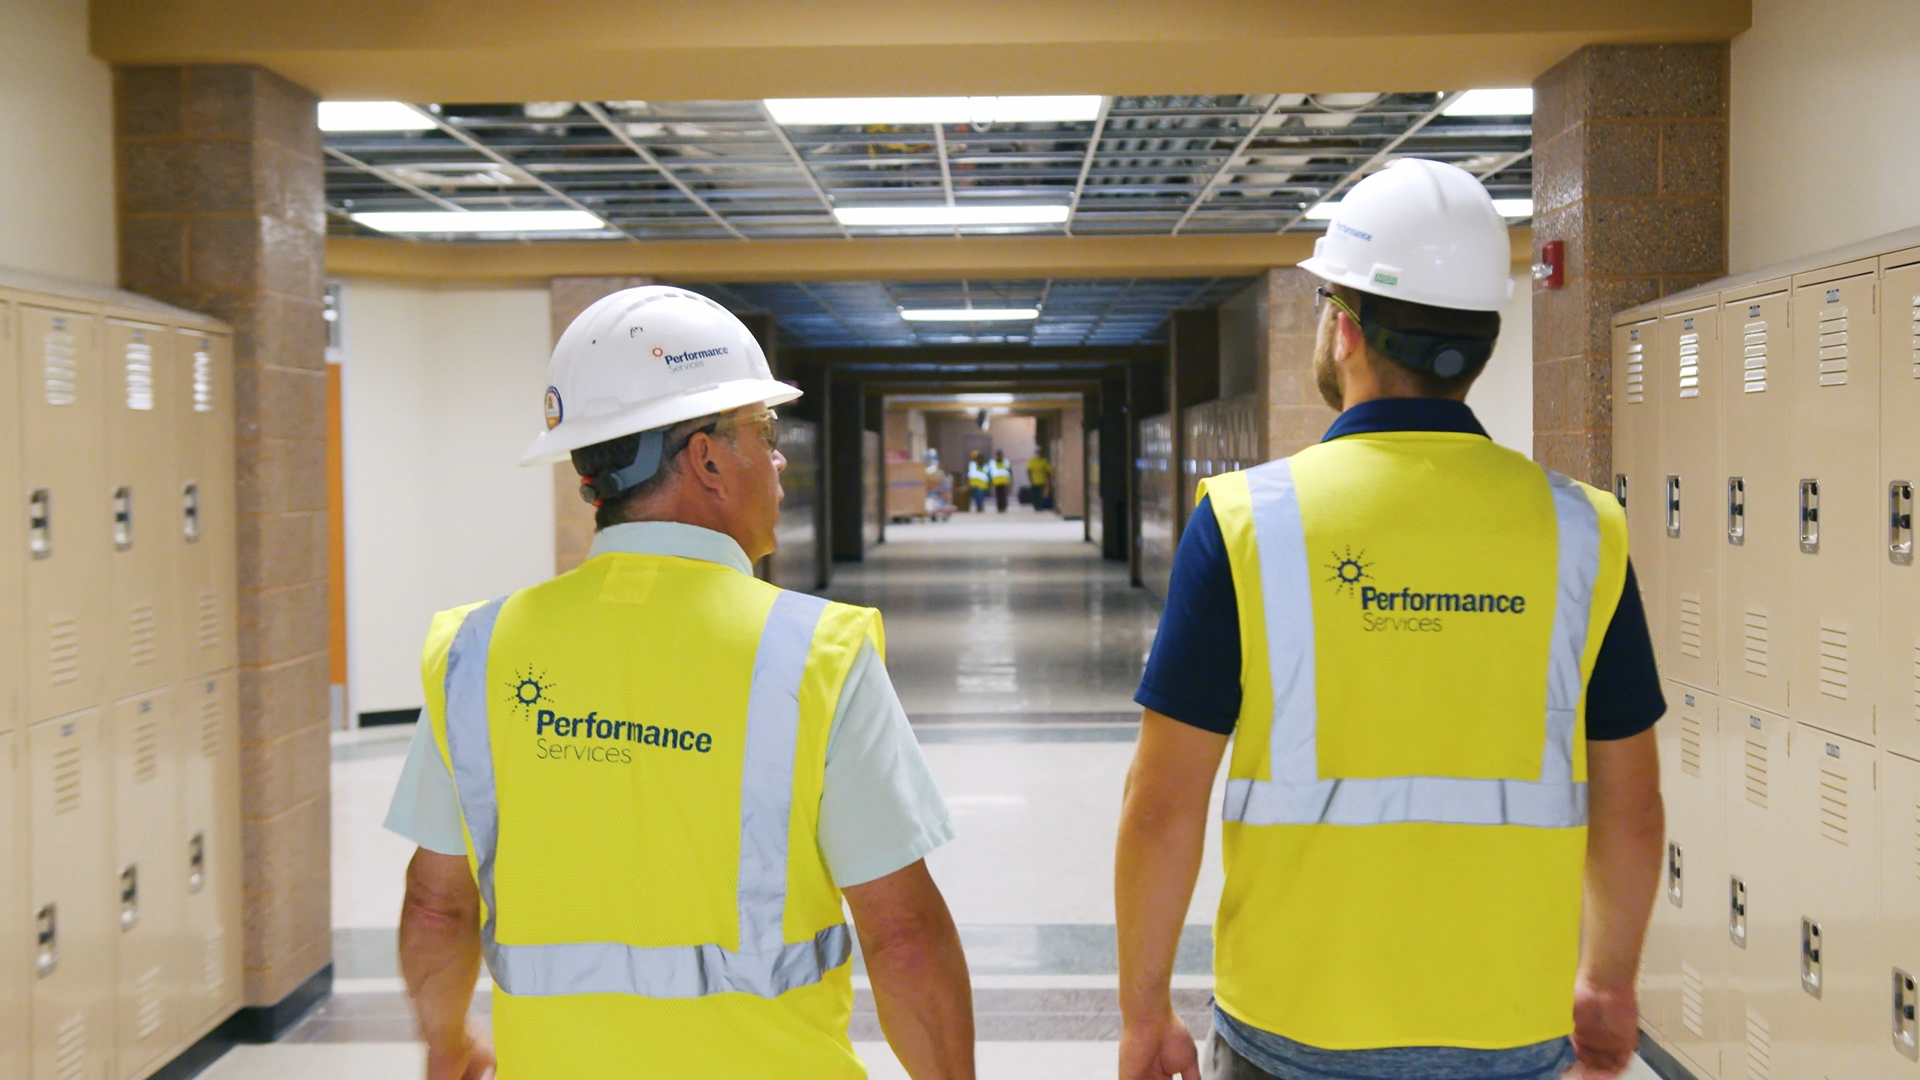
[113,65,331,1010]
[548,276,655,573]
[1257,267,1336,460]
[1531,44,1729,486]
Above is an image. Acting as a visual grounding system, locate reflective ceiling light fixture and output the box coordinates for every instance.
[1303,202,1342,220]
[318,101,437,132]
[765,96,1104,126]
[954,393,1018,405]
[349,210,606,234]
[898,308,1041,322]
[1492,198,1535,218]
[834,205,1071,227]
[1442,88,1534,116]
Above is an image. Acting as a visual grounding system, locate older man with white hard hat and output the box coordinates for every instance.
[383,286,975,1079]
[1114,159,1666,1080]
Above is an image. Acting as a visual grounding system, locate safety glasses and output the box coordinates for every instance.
[1314,285,1364,327]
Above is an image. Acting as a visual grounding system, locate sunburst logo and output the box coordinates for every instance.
[505,665,557,720]
[1324,546,1373,596]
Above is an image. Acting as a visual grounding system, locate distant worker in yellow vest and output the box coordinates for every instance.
[384,286,975,1080]
[967,452,989,512]
[1025,451,1053,511]
[989,450,1013,512]
[1114,160,1666,1080]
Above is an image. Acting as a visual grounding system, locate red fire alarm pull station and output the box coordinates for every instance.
[1533,239,1565,289]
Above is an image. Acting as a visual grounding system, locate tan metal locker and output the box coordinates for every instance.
[1791,262,1882,745]
[104,321,178,701]
[19,305,110,725]
[0,299,22,737]
[1644,670,1687,1043]
[1784,724,1881,1079]
[1878,750,1920,1079]
[171,330,236,681]
[1878,253,1920,762]
[176,672,241,1036]
[1721,282,1796,718]
[1724,705,1797,1080]
[110,689,182,1080]
[1655,682,1732,1077]
[29,709,114,1080]
[0,731,27,1080]
[1614,316,1666,672]
[1661,303,1725,694]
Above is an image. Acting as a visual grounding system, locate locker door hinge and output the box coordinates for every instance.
[1665,476,1682,538]
[112,486,133,551]
[1802,917,1824,998]
[1729,876,1747,947]
[1799,479,1821,553]
[28,488,50,558]
[1667,842,1684,906]
[188,833,206,893]
[35,903,57,977]
[120,864,139,931]
[1727,477,1746,545]
[182,482,201,543]
[1898,968,1919,1059]
[1890,481,1914,565]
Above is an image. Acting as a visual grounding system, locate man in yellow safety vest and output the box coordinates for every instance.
[383,286,976,1079]
[1114,160,1666,1080]
[988,450,1013,513]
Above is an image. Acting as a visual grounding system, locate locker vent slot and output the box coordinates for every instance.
[123,339,155,411]
[1680,962,1706,1036]
[1744,607,1770,677]
[132,717,161,784]
[198,591,220,650]
[1913,796,1920,881]
[1678,331,1701,398]
[1820,764,1850,845]
[129,603,157,668]
[1909,296,1919,380]
[52,744,81,815]
[1912,640,1920,725]
[204,925,226,992]
[1680,711,1703,777]
[1818,307,1850,386]
[1819,621,1850,699]
[135,963,164,1039]
[1745,1008,1773,1079]
[1743,320,1769,393]
[1626,341,1645,404]
[200,694,221,759]
[49,618,81,684]
[1679,593,1704,658]
[53,1011,86,1080]
[43,329,77,406]
[1744,734,1769,808]
[193,348,215,412]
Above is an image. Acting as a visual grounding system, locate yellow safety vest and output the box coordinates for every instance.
[1201,430,1627,1051]
[423,552,880,1079]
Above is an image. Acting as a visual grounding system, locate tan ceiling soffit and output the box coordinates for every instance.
[92,1,1747,99]
[327,230,1534,283]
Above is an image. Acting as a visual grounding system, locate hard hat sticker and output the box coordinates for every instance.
[1372,270,1400,286]
[544,387,564,430]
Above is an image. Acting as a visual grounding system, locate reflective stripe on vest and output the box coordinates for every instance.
[1221,459,1599,829]
[443,589,853,998]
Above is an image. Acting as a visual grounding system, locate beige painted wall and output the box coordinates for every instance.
[337,279,555,716]
[0,0,116,283]
[1466,270,1536,456]
[1730,0,1920,272]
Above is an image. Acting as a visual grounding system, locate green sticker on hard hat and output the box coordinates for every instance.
[1372,270,1400,286]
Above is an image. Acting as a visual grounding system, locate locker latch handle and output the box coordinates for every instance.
[188,832,206,893]
[1891,481,1914,565]
[1800,479,1821,554]
[28,488,50,559]
[1613,474,1627,509]
[1802,917,1824,998]
[1665,475,1681,538]
[112,486,133,551]
[1896,968,1919,1059]
[182,482,201,543]
[35,903,57,978]
[1729,876,1747,948]
[1667,842,1683,906]
[120,864,139,931]
[1727,477,1746,546]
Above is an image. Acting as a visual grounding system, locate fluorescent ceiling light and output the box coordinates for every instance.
[766,96,1103,126]
[1303,202,1341,220]
[319,101,436,132]
[349,210,606,234]
[1492,198,1534,218]
[954,393,1017,405]
[834,205,1069,227]
[1443,88,1534,117]
[899,308,1041,322]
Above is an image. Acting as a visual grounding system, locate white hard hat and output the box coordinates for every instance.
[1298,158,1514,312]
[521,285,800,465]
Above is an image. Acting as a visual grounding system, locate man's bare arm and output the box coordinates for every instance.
[399,848,493,1080]
[843,859,975,1080]
[1572,729,1664,1078]
[1115,710,1229,1080]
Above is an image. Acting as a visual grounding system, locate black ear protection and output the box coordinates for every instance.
[1361,322,1495,379]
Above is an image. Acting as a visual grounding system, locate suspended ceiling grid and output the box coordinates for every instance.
[324,93,1532,243]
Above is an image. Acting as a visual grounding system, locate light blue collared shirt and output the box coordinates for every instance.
[384,521,955,888]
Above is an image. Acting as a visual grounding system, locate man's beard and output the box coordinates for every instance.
[1313,334,1344,412]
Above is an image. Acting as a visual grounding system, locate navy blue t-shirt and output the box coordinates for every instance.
[1136,399,1665,741]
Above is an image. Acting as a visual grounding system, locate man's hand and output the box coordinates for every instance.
[425,1023,495,1080]
[400,849,486,1080]
[1569,976,1639,1078]
[1119,1007,1200,1080]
